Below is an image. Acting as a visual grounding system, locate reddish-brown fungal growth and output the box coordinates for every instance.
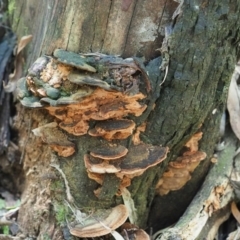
[156,132,207,196]
[70,204,128,238]
[117,177,132,196]
[132,122,147,145]
[87,171,104,185]
[46,88,146,136]
[88,119,136,140]
[90,145,128,160]
[50,145,75,157]
[185,132,203,152]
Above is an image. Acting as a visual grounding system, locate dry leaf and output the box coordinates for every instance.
[121,187,138,224]
[227,65,240,140]
[17,35,33,55]
[4,35,33,93]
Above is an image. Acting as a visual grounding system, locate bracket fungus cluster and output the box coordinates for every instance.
[17,49,148,154]
[88,119,136,140]
[85,143,168,197]
[17,49,169,237]
[156,132,207,195]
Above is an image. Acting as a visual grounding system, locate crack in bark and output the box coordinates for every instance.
[66,3,76,49]
[122,0,137,54]
[157,0,168,32]
[101,0,113,52]
[90,0,97,52]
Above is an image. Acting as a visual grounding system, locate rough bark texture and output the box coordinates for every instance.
[10,0,240,238]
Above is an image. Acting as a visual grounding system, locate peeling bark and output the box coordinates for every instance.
[10,0,240,239]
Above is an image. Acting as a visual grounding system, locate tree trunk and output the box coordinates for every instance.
[9,0,240,239]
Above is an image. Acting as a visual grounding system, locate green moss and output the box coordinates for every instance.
[52,176,65,188]
[8,0,16,16]
[50,179,66,202]
[42,233,51,240]
[1,226,9,235]
[54,203,68,225]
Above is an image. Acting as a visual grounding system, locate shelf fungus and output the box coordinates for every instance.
[17,49,149,138]
[88,119,136,140]
[85,143,169,197]
[90,144,128,160]
[32,122,75,157]
[70,204,128,238]
[156,132,207,195]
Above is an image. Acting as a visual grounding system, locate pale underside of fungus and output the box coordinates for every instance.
[70,204,129,238]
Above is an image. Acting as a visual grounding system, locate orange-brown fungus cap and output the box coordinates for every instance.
[50,145,75,157]
[132,122,147,145]
[88,119,136,140]
[90,145,128,160]
[156,129,207,196]
[47,88,146,136]
[87,171,104,185]
[181,151,207,163]
[70,204,128,238]
[185,132,203,152]
[117,176,132,196]
[84,154,121,173]
[116,144,168,178]
[156,145,207,196]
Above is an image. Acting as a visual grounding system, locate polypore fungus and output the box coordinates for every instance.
[17,50,152,160]
[156,132,207,195]
[85,143,168,197]
[84,144,129,174]
[84,154,121,174]
[90,144,128,160]
[185,131,203,152]
[17,50,148,136]
[88,119,136,140]
[117,144,168,178]
[70,204,128,238]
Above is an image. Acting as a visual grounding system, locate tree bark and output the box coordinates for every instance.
[10,0,240,239]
